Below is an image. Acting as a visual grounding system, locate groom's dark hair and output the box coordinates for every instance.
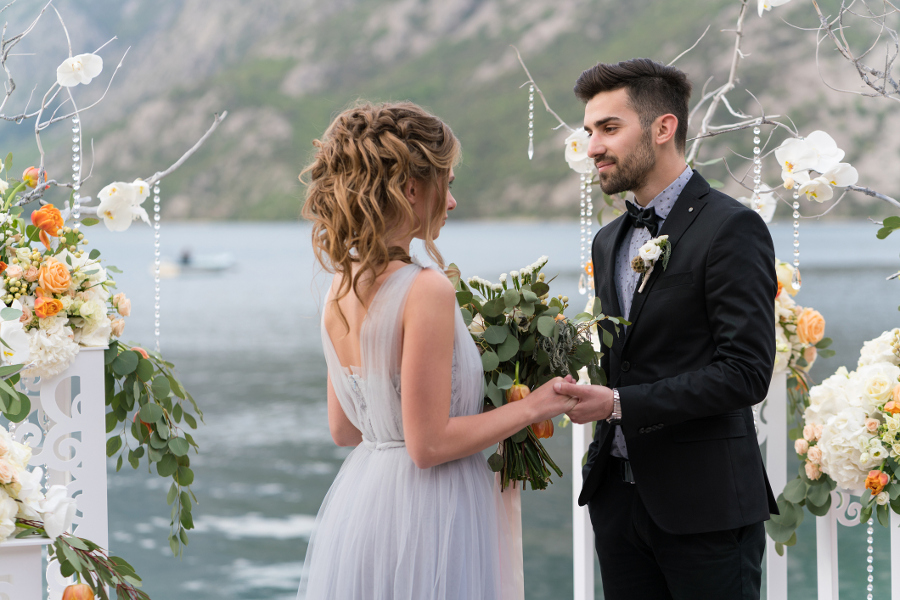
[574,58,692,152]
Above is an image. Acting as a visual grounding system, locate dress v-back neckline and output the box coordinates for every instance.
[322,262,419,374]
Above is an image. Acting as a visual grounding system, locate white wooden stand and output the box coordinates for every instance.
[0,347,108,600]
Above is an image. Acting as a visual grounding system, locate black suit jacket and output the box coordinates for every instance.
[579,171,779,535]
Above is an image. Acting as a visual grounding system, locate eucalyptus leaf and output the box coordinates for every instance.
[0,307,23,321]
[481,351,499,372]
[481,297,506,318]
[521,290,538,304]
[140,402,163,423]
[486,380,503,408]
[157,454,178,477]
[459,307,473,326]
[510,428,528,443]
[168,437,190,457]
[782,478,809,503]
[484,325,509,345]
[152,375,171,399]
[496,334,520,362]
[487,453,504,472]
[602,329,614,348]
[503,289,520,309]
[536,316,556,337]
[496,372,514,390]
[112,351,139,376]
[531,282,549,296]
[136,359,154,382]
[176,465,195,486]
[106,436,122,457]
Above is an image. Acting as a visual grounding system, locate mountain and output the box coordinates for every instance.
[1,0,896,221]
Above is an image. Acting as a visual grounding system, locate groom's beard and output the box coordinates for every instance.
[595,130,656,196]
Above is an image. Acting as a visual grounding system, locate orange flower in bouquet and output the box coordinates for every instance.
[31,204,64,248]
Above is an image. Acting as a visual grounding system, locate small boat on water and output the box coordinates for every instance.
[156,251,236,278]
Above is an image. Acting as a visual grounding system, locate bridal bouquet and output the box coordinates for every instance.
[766,329,900,554]
[450,256,617,490]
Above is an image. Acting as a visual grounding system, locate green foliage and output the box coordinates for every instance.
[104,340,203,557]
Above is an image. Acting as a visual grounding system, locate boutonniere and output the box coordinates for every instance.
[631,235,671,293]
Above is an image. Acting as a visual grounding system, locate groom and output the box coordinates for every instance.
[555,58,778,599]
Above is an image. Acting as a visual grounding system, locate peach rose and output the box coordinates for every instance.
[0,435,8,457]
[884,400,900,416]
[865,418,880,433]
[23,265,39,282]
[796,308,825,345]
[34,296,63,319]
[4,264,22,279]
[113,293,131,317]
[803,423,818,442]
[805,461,822,480]
[893,384,900,405]
[38,258,70,293]
[131,346,149,359]
[111,318,125,337]
[794,439,809,454]
[865,470,890,496]
[0,458,17,485]
[802,346,817,370]
[807,446,823,464]
[19,305,32,323]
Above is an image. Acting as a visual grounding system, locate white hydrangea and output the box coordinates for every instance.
[817,406,870,492]
[858,329,900,367]
[24,327,79,380]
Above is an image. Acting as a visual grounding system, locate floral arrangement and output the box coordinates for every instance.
[2,425,149,599]
[450,256,618,490]
[766,329,900,554]
[773,260,834,377]
[775,130,858,202]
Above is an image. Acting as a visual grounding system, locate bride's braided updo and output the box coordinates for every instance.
[301,101,460,331]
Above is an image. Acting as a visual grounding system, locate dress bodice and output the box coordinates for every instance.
[321,260,484,448]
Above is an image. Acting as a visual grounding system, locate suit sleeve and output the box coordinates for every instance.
[617,208,777,437]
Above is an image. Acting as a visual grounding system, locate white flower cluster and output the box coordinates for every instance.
[0,426,77,542]
[803,330,900,492]
[466,276,501,292]
[775,131,858,203]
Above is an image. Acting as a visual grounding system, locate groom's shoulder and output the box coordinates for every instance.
[698,186,765,226]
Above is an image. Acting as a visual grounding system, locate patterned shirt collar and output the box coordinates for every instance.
[628,165,693,222]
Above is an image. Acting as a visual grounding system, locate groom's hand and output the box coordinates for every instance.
[554,377,615,423]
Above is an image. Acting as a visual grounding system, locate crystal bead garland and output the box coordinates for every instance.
[792,189,802,291]
[153,184,162,353]
[527,85,534,160]
[751,123,762,214]
[71,116,82,220]
[585,177,594,295]
[578,174,588,295]
[866,516,875,599]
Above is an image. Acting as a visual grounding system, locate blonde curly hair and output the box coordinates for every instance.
[300,101,460,331]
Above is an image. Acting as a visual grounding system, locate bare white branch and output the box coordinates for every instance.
[511,45,575,133]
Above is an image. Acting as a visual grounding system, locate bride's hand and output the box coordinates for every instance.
[525,377,579,422]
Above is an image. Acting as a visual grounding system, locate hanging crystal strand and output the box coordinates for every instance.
[751,123,762,214]
[153,184,162,353]
[71,115,82,220]
[527,85,535,160]
[578,174,588,295]
[585,177,594,295]
[792,189,802,290]
[866,516,875,599]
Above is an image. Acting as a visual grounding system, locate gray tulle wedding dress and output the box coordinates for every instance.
[297,258,515,600]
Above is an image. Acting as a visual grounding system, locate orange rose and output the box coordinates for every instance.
[34,295,63,319]
[532,419,554,439]
[776,280,783,298]
[884,400,900,415]
[865,470,890,496]
[31,204,64,249]
[0,261,6,275]
[38,257,71,293]
[796,308,825,345]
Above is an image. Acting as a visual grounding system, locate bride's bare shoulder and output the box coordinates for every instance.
[404,268,456,323]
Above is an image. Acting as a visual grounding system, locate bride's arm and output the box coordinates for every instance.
[401,269,575,470]
[327,373,362,447]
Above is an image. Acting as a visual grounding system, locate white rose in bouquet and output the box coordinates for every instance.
[774,326,791,373]
[858,329,900,367]
[75,313,112,347]
[805,367,850,427]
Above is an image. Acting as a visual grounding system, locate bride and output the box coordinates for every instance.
[297,101,576,599]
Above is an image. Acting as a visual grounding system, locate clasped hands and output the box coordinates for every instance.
[553,375,615,424]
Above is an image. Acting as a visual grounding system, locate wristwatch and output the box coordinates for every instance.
[607,388,622,424]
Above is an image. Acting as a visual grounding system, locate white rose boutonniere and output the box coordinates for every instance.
[631,234,671,293]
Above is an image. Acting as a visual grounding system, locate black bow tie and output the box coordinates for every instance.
[625,202,662,237]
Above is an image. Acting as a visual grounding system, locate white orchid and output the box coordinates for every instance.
[38,485,77,540]
[758,0,793,17]
[805,130,845,172]
[564,129,594,174]
[821,163,858,187]
[96,181,152,232]
[56,53,103,88]
[752,189,778,223]
[775,138,817,181]
[798,176,834,203]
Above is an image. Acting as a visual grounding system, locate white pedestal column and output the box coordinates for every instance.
[757,370,788,600]
[572,422,594,600]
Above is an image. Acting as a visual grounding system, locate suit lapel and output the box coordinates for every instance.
[622,171,710,349]
[596,214,631,320]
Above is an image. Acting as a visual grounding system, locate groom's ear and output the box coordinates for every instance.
[653,113,679,147]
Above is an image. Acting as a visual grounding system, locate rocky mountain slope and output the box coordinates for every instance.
[2,0,897,220]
